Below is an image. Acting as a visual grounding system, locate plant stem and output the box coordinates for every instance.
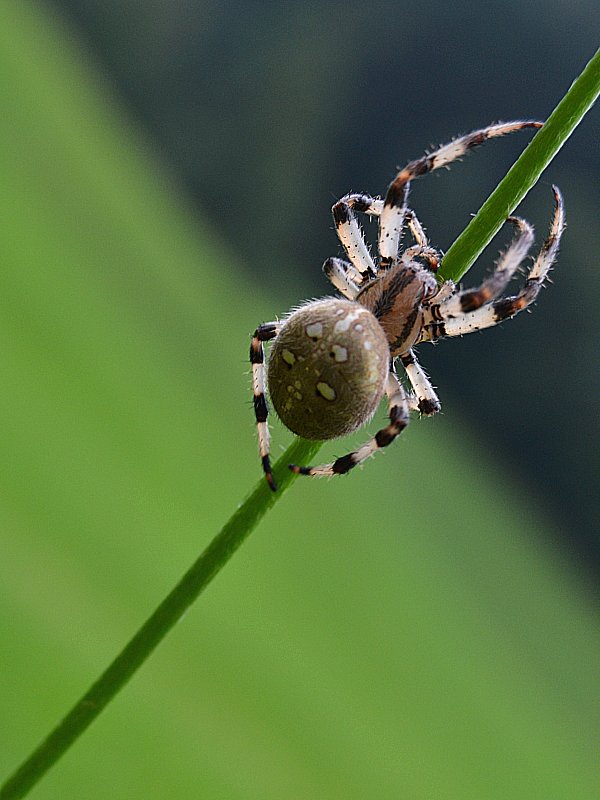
[438,47,600,284]
[3,46,600,800]
[0,437,322,800]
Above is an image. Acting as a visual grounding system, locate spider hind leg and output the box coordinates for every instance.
[421,185,564,340]
[289,371,409,478]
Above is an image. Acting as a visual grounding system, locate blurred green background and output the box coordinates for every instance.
[1,2,599,798]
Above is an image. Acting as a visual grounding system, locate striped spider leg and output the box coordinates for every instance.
[325,200,440,300]
[330,193,381,284]
[250,320,281,490]
[423,215,535,327]
[378,120,543,268]
[420,186,564,343]
[290,369,409,478]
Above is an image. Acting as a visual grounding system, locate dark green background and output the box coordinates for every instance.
[1,2,598,798]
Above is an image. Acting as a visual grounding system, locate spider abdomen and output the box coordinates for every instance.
[267,298,389,440]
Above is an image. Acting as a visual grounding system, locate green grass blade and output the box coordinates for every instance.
[438,46,600,283]
[0,436,321,800]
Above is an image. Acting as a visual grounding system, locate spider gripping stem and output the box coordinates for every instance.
[252,122,560,489]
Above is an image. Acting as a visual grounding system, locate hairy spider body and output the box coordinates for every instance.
[357,261,438,356]
[251,121,565,490]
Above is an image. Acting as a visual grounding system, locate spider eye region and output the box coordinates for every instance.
[267,298,389,440]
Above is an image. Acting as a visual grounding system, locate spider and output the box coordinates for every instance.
[251,121,565,491]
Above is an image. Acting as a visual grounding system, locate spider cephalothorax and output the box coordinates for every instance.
[251,121,565,490]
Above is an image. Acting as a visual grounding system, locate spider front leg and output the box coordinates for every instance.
[378,120,542,268]
[401,210,442,271]
[323,256,361,300]
[404,209,429,248]
[401,245,441,272]
[289,369,409,478]
[331,192,435,281]
[331,193,381,283]
[250,321,281,491]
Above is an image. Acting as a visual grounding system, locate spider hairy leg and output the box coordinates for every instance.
[289,370,408,477]
[426,215,535,323]
[423,186,564,339]
[330,201,427,244]
[331,193,380,283]
[401,244,441,272]
[251,321,281,491]
[322,256,361,300]
[378,120,543,268]
[400,350,441,415]
[528,185,564,281]
[404,209,429,247]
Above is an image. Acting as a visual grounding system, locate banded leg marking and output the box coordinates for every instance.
[425,217,533,328]
[429,216,535,321]
[400,350,441,415]
[332,193,379,282]
[422,186,564,339]
[251,321,281,490]
[323,256,361,300]
[404,209,429,248]
[331,201,429,245]
[289,371,409,478]
[378,120,543,268]
[401,244,441,272]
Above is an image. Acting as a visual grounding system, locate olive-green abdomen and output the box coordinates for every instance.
[267,298,389,440]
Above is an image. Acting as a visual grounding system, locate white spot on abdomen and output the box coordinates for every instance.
[306,322,323,339]
[331,345,348,362]
[333,309,363,334]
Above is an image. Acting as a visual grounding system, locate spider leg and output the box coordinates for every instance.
[331,193,381,283]
[401,209,442,272]
[399,350,441,415]
[289,369,408,478]
[421,186,564,341]
[251,321,282,491]
[331,196,432,277]
[401,244,441,272]
[424,216,535,324]
[378,120,543,268]
[338,202,429,246]
[404,209,429,248]
[322,256,361,300]
[428,280,456,310]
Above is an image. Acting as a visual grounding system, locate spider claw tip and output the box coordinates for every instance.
[289,464,313,476]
